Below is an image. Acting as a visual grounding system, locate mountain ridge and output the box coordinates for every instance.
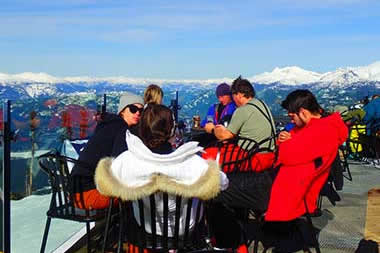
[1,61,380,87]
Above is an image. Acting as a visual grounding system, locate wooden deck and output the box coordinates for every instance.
[365,188,380,251]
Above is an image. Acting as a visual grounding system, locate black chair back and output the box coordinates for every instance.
[38,152,109,253]
[118,192,206,252]
[208,135,276,174]
[39,152,106,219]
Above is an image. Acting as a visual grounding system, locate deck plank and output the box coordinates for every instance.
[365,188,380,251]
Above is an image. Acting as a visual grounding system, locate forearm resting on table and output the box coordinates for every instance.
[214,125,234,140]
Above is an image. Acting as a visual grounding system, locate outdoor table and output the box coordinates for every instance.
[184,128,217,147]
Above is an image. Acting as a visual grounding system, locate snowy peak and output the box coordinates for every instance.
[319,62,380,86]
[320,68,361,85]
[251,66,321,85]
[251,61,380,86]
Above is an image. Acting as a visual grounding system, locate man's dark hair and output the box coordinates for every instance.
[281,89,322,114]
[231,76,255,98]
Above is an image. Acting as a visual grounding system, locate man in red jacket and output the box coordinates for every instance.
[266,89,348,221]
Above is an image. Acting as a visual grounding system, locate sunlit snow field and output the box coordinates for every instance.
[11,194,84,253]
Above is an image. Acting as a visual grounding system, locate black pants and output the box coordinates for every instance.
[260,220,319,252]
[207,172,272,248]
[358,134,380,158]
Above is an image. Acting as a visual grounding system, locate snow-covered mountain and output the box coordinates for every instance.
[250,61,380,86]
[250,66,321,85]
[1,61,380,88]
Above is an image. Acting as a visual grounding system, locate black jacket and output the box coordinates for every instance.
[70,112,132,193]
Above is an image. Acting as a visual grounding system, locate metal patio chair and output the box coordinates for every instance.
[38,152,114,253]
[204,135,276,174]
[114,193,228,253]
[346,122,380,163]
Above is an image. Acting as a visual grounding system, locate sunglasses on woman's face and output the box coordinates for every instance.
[127,104,143,114]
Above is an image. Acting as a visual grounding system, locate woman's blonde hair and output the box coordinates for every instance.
[144,84,163,105]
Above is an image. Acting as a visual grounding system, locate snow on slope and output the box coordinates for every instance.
[24,83,58,97]
[0,73,230,86]
[11,194,84,253]
[0,72,61,84]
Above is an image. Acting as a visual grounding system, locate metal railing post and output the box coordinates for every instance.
[102,94,107,114]
[2,100,11,253]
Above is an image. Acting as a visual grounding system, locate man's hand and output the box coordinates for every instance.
[204,122,215,134]
[278,131,291,142]
[214,124,234,140]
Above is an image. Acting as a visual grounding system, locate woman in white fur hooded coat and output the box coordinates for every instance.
[95,104,228,239]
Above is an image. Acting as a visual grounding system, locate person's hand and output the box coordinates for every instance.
[204,122,215,134]
[214,124,226,136]
[278,131,291,142]
[214,124,225,130]
[214,124,234,140]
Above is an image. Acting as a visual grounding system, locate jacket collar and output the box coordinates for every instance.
[95,158,221,201]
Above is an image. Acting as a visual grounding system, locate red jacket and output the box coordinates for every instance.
[265,113,348,221]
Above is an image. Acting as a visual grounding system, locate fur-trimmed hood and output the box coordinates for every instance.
[95,131,225,201]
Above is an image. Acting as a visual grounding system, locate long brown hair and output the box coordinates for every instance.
[138,104,174,149]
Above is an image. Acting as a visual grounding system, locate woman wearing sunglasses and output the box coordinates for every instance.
[70,92,144,210]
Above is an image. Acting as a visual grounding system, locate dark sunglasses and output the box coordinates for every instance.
[127,104,143,114]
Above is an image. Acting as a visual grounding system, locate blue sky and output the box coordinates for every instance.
[1,0,380,79]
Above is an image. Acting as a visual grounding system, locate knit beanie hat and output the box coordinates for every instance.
[216,83,231,97]
[117,92,144,114]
